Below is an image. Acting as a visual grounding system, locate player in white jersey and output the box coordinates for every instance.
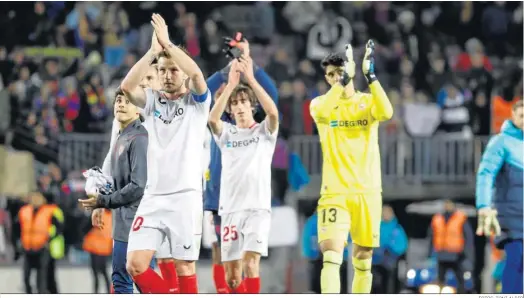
[120,14,209,294]
[208,55,279,294]
[97,60,181,293]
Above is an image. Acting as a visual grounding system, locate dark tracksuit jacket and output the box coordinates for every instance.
[96,119,148,242]
[94,119,148,294]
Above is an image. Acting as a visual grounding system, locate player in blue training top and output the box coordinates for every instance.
[476,99,523,294]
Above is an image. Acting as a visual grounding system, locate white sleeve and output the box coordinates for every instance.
[101,119,120,176]
[261,119,278,141]
[212,122,231,148]
[143,88,157,116]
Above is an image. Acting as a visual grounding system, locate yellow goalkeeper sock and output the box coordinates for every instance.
[320,250,343,293]
[351,257,372,293]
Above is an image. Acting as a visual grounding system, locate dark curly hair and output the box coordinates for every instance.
[320,53,345,70]
[113,87,144,122]
[226,84,258,114]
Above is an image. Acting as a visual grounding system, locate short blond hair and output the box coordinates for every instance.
[157,45,191,60]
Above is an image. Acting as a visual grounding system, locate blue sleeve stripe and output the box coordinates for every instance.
[192,89,209,103]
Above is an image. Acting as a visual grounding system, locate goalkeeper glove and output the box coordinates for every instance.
[476,207,501,237]
[223,32,244,60]
[340,44,356,86]
[362,39,377,84]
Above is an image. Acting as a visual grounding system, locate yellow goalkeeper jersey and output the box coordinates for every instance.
[310,82,393,195]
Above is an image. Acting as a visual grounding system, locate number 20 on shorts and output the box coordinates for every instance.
[223,225,238,242]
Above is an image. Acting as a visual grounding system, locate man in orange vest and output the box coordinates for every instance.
[82,209,113,293]
[427,200,474,293]
[15,192,64,294]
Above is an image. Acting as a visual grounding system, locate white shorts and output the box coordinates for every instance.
[127,192,203,261]
[220,209,271,262]
[155,238,172,259]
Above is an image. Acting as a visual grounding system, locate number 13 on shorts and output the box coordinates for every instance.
[317,204,350,244]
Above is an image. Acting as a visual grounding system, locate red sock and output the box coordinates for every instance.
[213,264,230,294]
[232,281,247,294]
[245,277,261,294]
[179,274,199,294]
[110,284,114,294]
[132,267,169,293]
[158,262,180,293]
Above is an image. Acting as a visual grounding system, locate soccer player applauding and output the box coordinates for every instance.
[309,40,393,294]
[208,55,279,294]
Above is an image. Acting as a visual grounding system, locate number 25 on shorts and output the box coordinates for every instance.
[223,225,238,242]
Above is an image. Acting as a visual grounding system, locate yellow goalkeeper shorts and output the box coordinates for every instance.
[317,193,382,248]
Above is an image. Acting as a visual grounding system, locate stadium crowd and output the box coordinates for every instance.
[0,1,522,294]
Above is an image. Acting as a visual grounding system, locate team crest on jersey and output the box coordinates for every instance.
[229,126,238,134]
[158,93,168,105]
[359,103,366,110]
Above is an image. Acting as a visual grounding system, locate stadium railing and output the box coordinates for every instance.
[58,133,491,184]
[58,133,111,172]
[289,134,491,185]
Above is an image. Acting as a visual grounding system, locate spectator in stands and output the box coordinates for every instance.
[110,52,137,84]
[363,2,397,45]
[390,57,414,91]
[267,49,291,84]
[102,2,130,67]
[436,83,472,138]
[201,19,228,72]
[454,38,493,73]
[181,13,201,58]
[29,2,55,46]
[397,10,418,63]
[427,200,474,294]
[404,91,441,138]
[290,79,307,135]
[371,205,408,294]
[282,1,323,34]
[81,72,108,132]
[425,54,451,98]
[482,2,511,58]
[296,60,316,92]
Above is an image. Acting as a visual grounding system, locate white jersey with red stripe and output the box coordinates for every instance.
[213,120,278,215]
[141,88,211,201]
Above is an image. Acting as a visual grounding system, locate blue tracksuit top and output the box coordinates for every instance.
[204,67,278,211]
[476,120,523,245]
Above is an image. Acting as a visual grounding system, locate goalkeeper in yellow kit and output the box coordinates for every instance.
[310,40,393,294]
